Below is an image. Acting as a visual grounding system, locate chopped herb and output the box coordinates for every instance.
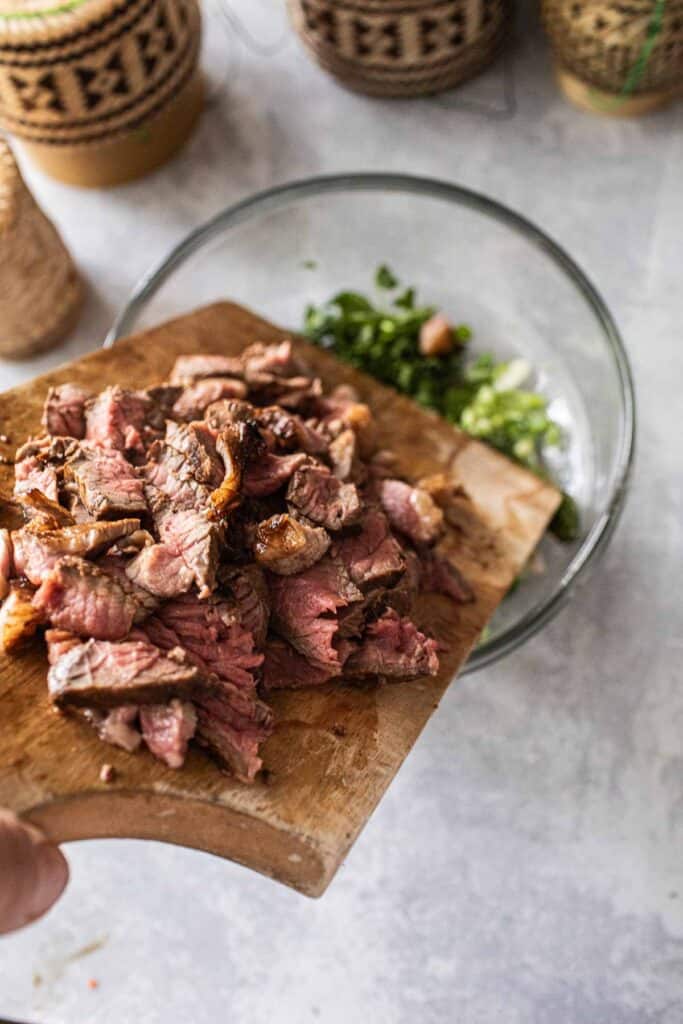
[550,492,580,543]
[375,264,399,290]
[303,271,580,543]
[301,259,318,270]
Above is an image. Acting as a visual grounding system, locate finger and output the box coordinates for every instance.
[0,812,69,935]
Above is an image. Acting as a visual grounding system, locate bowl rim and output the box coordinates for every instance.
[106,172,636,674]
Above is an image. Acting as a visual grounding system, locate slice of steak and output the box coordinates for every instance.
[97,555,160,621]
[78,705,142,753]
[0,581,43,653]
[220,564,270,647]
[328,429,360,482]
[48,638,205,709]
[345,609,439,679]
[255,375,323,413]
[142,384,183,419]
[254,513,330,576]
[45,628,81,664]
[172,378,247,420]
[64,443,147,519]
[85,386,151,455]
[16,489,75,530]
[418,549,474,604]
[314,386,377,458]
[262,636,340,689]
[42,383,93,439]
[241,340,303,380]
[13,518,141,585]
[268,555,363,669]
[13,436,75,503]
[33,556,137,641]
[143,441,213,513]
[142,593,263,690]
[14,456,59,502]
[0,528,13,600]
[253,407,328,456]
[156,507,220,599]
[334,508,405,591]
[243,451,307,497]
[286,462,362,531]
[139,700,197,769]
[164,421,224,487]
[194,684,274,782]
[380,479,444,546]
[12,518,141,585]
[170,353,244,384]
[125,543,195,600]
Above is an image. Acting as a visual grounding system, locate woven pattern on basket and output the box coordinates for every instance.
[0,0,200,146]
[0,136,82,357]
[542,0,683,95]
[287,0,511,97]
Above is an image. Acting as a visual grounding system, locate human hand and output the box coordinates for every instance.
[0,811,68,935]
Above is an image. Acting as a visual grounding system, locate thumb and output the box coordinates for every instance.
[0,811,69,935]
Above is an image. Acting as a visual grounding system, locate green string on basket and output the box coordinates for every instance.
[588,0,668,110]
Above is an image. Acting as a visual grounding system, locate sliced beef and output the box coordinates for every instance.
[172,378,247,420]
[262,636,340,689]
[268,555,362,669]
[328,429,359,482]
[97,555,160,621]
[241,340,302,380]
[286,462,361,531]
[64,443,147,519]
[33,556,137,641]
[78,705,142,753]
[48,638,205,709]
[42,383,92,439]
[142,384,183,418]
[0,581,43,653]
[194,684,273,783]
[170,353,244,385]
[243,451,307,497]
[254,514,330,576]
[418,549,474,603]
[143,441,212,513]
[253,406,328,455]
[13,436,76,502]
[85,386,152,455]
[345,609,439,679]
[334,509,405,591]
[16,489,75,530]
[164,421,224,487]
[12,518,141,586]
[0,528,12,600]
[142,593,263,690]
[139,700,197,769]
[45,628,81,664]
[314,386,376,457]
[125,542,195,600]
[221,564,270,647]
[380,479,444,546]
[156,507,220,599]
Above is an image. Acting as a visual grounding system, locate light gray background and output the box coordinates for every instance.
[2,1,682,1021]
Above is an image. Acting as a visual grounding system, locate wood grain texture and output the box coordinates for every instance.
[0,302,560,896]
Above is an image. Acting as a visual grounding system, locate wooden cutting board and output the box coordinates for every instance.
[0,302,560,896]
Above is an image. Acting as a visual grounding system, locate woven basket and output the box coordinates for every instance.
[542,0,683,114]
[286,0,512,97]
[0,137,82,358]
[0,0,203,186]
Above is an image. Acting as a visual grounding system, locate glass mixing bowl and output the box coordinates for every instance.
[108,173,635,673]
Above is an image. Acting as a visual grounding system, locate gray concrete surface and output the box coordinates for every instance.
[1,1,682,1020]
